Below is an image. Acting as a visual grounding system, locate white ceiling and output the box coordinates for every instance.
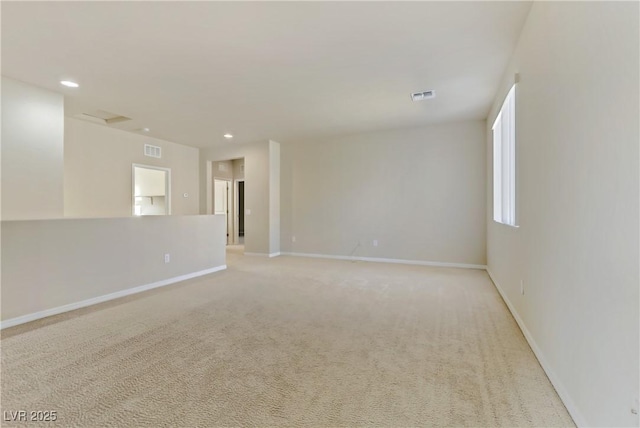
[1,1,532,148]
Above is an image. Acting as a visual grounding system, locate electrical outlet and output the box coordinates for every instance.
[373,239,378,247]
[520,280,525,295]
[291,236,296,243]
[164,254,170,263]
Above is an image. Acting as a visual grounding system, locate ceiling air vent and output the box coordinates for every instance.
[411,90,436,101]
[144,144,162,159]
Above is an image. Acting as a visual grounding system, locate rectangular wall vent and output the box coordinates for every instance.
[144,144,162,159]
[411,90,436,101]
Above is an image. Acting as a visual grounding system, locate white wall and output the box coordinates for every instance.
[486,2,639,426]
[1,79,224,328]
[269,141,281,255]
[1,76,64,220]
[134,167,167,197]
[232,158,245,180]
[212,160,234,180]
[1,215,226,323]
[280,121,486,266]
[64,117,199,218]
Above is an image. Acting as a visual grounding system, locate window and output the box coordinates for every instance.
[492,84,517,226]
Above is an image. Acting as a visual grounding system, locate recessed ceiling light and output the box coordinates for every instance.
[223,133,233,139]
[60,80,79,88]
[142,128,150,132]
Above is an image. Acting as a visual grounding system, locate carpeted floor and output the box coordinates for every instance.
[1,248,574,427]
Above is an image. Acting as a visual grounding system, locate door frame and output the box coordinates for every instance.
[132,164,171,216]
[234,179,245,244]
[214,177,233,244]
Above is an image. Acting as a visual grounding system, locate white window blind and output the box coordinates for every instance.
[492,84,516,226]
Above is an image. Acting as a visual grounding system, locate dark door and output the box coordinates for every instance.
[238,181,245,237]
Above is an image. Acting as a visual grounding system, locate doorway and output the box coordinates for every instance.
[132,164,170,216]
[235,179,245,244]
[214,178,232,244]
[209,158,245,246]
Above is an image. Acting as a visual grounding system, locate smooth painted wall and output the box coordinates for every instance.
[64,117,200,218]
[1,215,226,321]
[269,141,280,255]
[212,160,234,180]
[1,76,64,220]
[232,158,245,180]
[486,2,639,426]
[280,121,486,265]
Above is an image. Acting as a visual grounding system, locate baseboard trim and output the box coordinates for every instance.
[0,265,227,330]
[280,252,486,270]
[243,252,281,258]
[485,268,585,427]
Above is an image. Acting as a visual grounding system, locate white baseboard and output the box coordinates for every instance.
[0,265,227,330]
[280,251,486,270]
[485,268,585,427]
[243,252,281,258]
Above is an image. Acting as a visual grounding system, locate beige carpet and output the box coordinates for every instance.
[1,248,574,427]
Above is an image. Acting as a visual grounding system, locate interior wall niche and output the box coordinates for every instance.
[132,164,170,216]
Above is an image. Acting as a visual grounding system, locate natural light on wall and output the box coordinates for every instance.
[492,84,517,226]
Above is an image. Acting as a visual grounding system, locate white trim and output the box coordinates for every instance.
[213,177,233,244]
[280,252,486,270]
[485,268,584,427]
[0,265,227,330]
[243,252,281,258]
[492,109,503,131]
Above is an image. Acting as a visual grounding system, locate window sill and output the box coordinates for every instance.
[493,220,519,229]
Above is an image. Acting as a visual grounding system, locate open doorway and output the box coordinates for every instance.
[235,179,245,245]
[211,158,245,247]
[214,178,232,244]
